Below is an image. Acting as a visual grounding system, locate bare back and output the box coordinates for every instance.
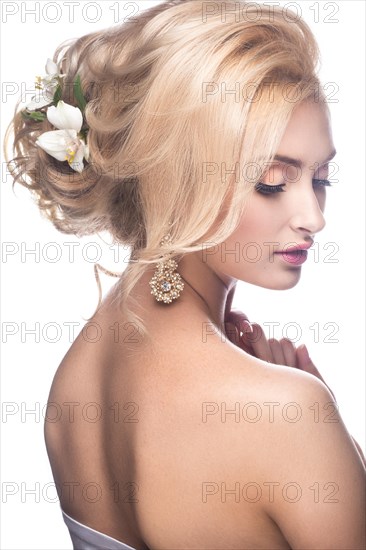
[44,284,295,549]
[45,284,364,549]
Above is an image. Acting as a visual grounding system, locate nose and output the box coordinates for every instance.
[289,184,326,236]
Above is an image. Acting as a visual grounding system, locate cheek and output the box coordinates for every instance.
[208,196,281,274]
[234,213,257,239]
[233,197,275,240]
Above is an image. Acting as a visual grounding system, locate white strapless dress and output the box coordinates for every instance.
[62,509,138,550]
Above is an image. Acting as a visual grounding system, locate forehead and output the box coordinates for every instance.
[277,100,335,166]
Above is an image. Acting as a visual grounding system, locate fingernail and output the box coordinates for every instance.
[241,320,253,333]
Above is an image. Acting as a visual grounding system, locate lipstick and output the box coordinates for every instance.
[276,249,308,265]
[275,243,312,265]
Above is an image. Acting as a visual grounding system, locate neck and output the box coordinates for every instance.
[178,251,237,329]
[124,251,237,334]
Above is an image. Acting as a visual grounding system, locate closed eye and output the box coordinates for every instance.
[255,179,332,195]
[254,182,286,194]
[313,178,331,187]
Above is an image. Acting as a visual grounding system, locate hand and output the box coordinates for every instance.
[224,309,336,402]
[225,309,299,367]
[225,310,366,466]
[224,308,256,356]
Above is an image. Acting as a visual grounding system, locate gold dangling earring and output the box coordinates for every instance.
[149,234,184,303]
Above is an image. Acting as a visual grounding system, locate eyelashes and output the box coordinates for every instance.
[255,182,285,194]
[254,179,332,195]
[313,178,332,187]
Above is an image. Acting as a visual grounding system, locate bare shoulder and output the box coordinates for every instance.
[221,350,366,549]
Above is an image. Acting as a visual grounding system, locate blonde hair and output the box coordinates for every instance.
[4,0,326,342]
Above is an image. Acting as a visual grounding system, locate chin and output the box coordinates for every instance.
[276,278,301,291]
[271,270,302,291]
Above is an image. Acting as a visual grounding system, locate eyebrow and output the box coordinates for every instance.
[273,149,337,168]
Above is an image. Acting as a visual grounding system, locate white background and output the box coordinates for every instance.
[1,1,365,548]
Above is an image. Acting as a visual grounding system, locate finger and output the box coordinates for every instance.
[268,338,286,365]
[296,345,322,377]
[225,309,254,343]
[225,322,251,350]
[281,338,298,368]
[225,310,252,336]
[296,345,337,401]
[225,322,256,356]
[225,309,250,325]
[245,323,273,363]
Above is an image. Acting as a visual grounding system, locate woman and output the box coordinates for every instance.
[4,0,365,548]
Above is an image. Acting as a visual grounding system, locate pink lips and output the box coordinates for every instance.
[277,249,308,265]
[275,243,313,266]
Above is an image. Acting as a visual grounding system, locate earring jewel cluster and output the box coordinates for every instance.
[149,234,184,304]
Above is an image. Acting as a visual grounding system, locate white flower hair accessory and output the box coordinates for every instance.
[35,100,89,174]
[26,58,65,111]
[22,59,89,173]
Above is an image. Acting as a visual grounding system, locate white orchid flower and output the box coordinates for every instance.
[41,59,60,85]
[26,58,65,111]
[26,89,55,111]
[36,101,89,173]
